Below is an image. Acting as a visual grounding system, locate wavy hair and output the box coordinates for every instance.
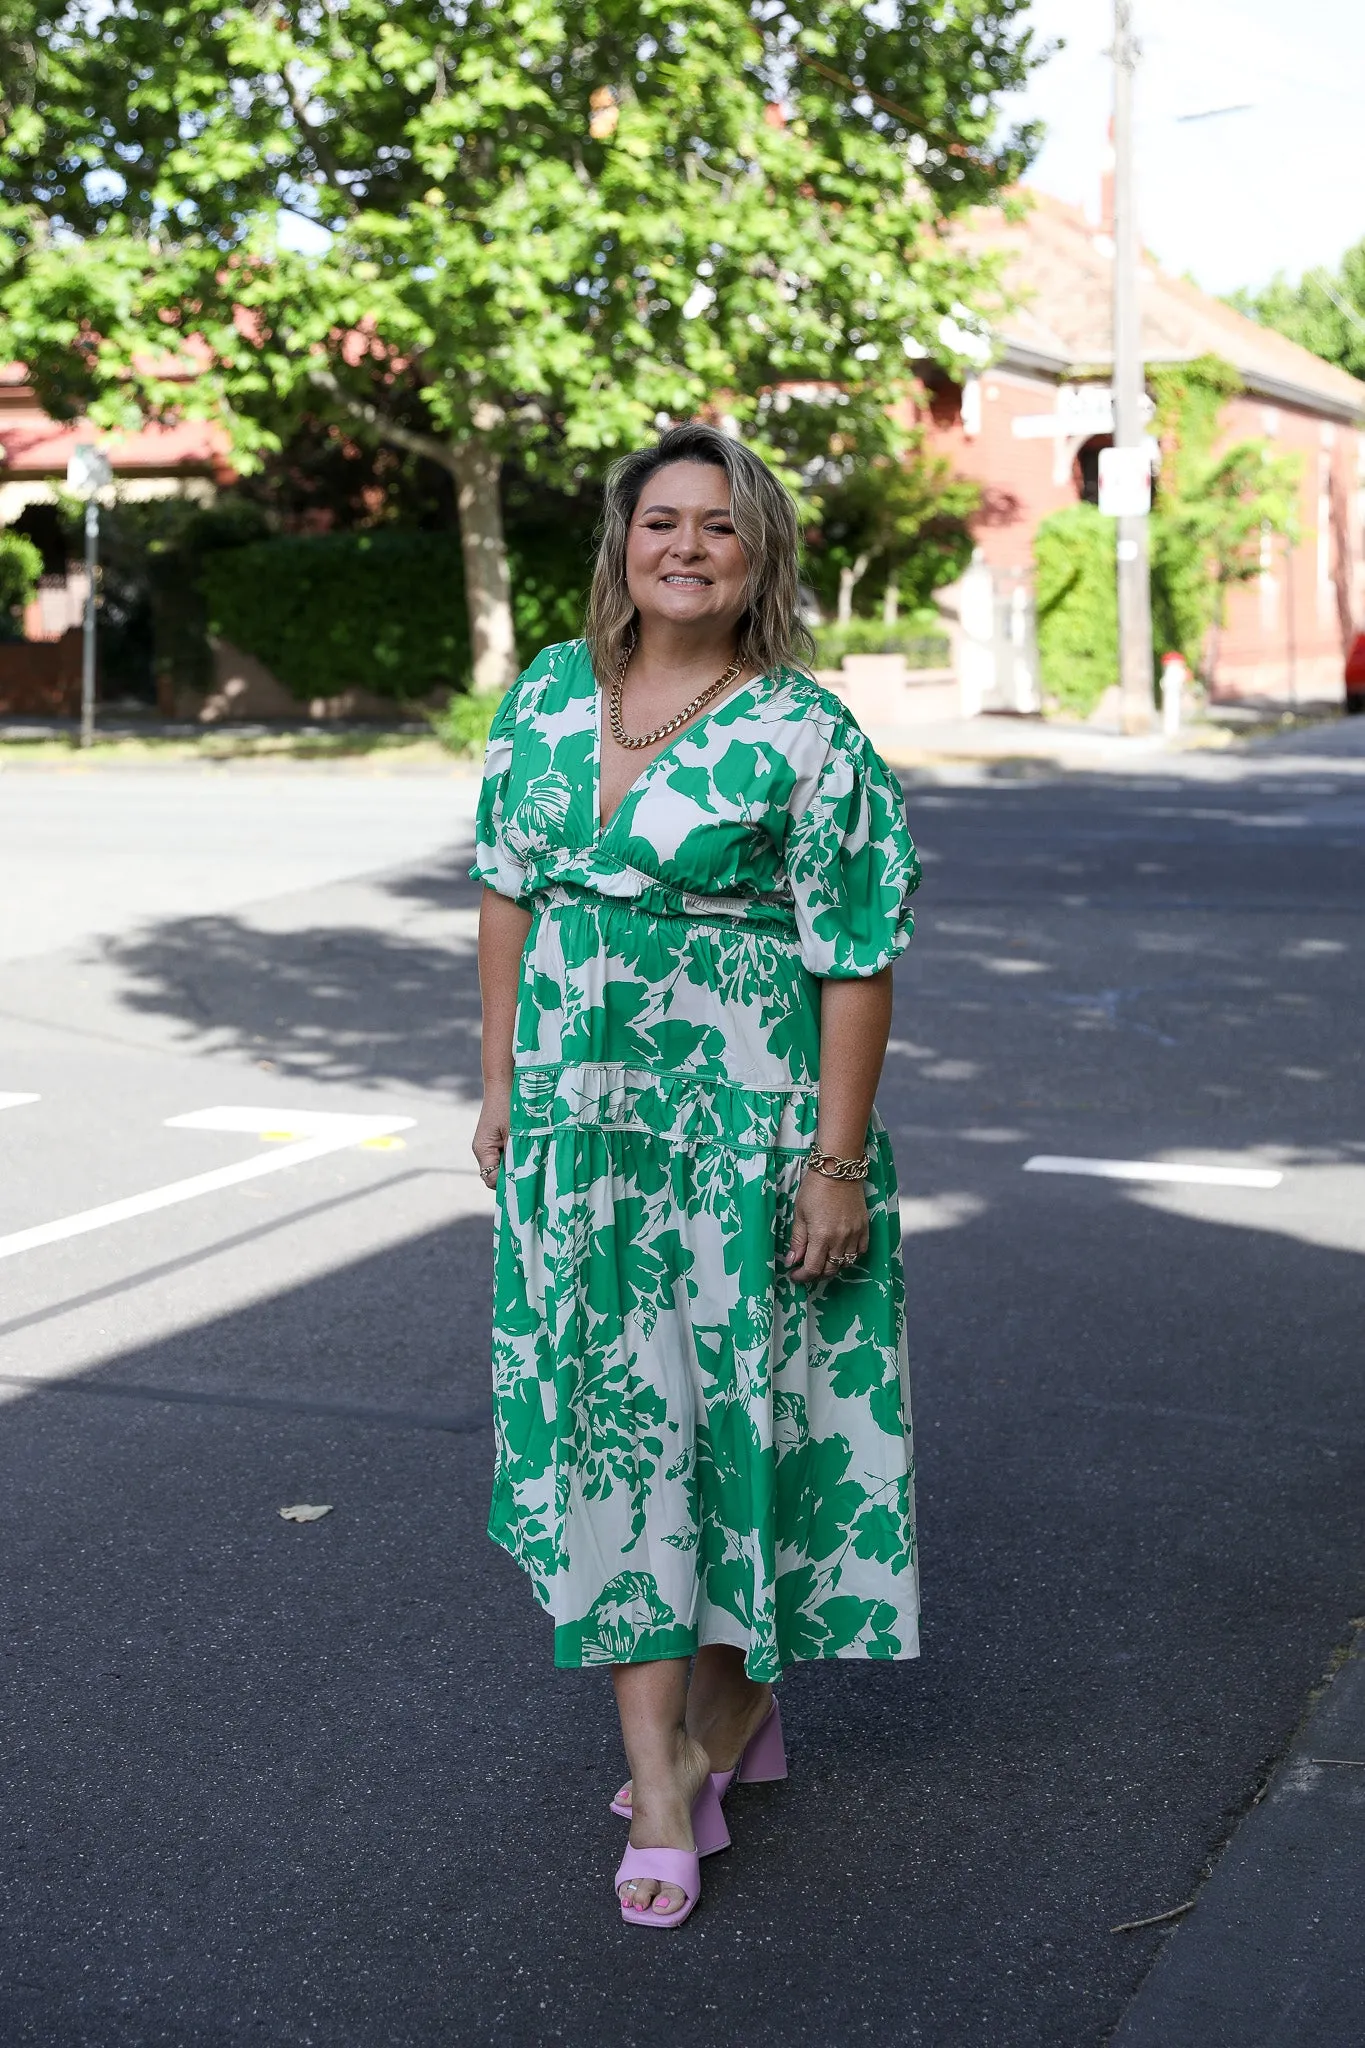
[584,423,815,685]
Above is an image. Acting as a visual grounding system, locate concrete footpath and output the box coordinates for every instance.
[1113,1628,1365,2047]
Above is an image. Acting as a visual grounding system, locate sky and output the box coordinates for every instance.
[998,0,1364,296]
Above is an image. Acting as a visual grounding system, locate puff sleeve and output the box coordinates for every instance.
[469,679,530,901]
[784,725,921,977]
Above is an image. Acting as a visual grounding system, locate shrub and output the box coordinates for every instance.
[0,529,44,637]
[199,525,592,702]
[201,531,468,701]
[812,613,949,670]
[1033,504,1118,715]
[430,687,506,757]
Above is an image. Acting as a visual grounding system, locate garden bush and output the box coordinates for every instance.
[1033,504,1118,715]
[812,613,949,671]
[201,532,469,701]
[0,529,43,638]
[199,525,590,702]
[430,687,506,757]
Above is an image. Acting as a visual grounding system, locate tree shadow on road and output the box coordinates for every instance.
[0,1169,1362,2044]
[94,854,487,1097]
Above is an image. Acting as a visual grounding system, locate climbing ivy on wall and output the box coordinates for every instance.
[1034,355,1301,713]
[1147,356,1300,677]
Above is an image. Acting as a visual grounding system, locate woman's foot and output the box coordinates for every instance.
[617,1730,712,1918]
[614,1649,773,1812]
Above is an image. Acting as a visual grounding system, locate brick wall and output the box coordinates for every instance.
[0,630,82,716]
[1216,398,1360,705]
[915,368,1087,576]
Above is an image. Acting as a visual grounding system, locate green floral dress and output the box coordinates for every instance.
[473,639,921,1683]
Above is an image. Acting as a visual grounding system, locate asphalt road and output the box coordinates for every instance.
[0,735,1361,2046]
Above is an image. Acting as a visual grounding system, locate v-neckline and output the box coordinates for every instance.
[593,671,765,840]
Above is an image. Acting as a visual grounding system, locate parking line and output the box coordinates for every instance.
[0,1093,40,1112]
[0,1106,415,1263]
[1023,1155,1283,1190]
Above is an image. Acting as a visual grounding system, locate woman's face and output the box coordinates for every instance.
[625,462,749,639]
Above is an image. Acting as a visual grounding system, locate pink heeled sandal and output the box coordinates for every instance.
[611,1697,787,1819]
[615,1774,730,1930]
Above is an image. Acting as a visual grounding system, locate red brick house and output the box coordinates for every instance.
[919,192,1365,706]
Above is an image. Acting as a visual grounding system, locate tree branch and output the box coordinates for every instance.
[306,364,458,472]
[279,65,347,193]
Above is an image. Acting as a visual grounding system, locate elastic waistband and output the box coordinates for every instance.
[536,878,798,937]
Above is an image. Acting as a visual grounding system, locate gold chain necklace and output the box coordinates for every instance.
[608,652,743,751]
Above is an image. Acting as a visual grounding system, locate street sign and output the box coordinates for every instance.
[65,445,114,747]
[1099,445,1151,518]
[1012,387,1115,440]
[65,444,113,498]
[1012,386,1154,442]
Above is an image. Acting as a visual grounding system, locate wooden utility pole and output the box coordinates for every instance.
[1111,0,1154,733]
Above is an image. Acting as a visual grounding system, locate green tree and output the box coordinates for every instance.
[1230,242,1365,382]
[802,441,979,623]
[0,1,1042,690]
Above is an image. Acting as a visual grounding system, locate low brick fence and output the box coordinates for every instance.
[0,632,82,717]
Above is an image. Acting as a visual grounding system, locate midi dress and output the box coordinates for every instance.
[473,639,921,1683]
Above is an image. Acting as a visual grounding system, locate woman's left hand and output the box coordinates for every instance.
[785,1171,870,1284]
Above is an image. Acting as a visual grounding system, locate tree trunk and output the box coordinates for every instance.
[836,552,871,625]
[450,438,517,695]
[882,577,900,627]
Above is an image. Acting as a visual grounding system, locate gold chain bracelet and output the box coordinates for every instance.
[806,1141,870,1183]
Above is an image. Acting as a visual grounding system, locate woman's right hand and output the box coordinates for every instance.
[472,1086,511,1191]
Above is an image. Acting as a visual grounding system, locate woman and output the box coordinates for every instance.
[471,422,920,1928]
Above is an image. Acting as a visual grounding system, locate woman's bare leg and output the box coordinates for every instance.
[685,1644,773,1770]
[613,1658,711,1916]
[614,1646,773,1814]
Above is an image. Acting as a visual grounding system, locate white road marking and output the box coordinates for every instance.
[1024,1155,1283,1190]
[0,1093,40,1112]
[899,1193,987,1235]
[165,1106,409,1140]
[0,1106,416,1263]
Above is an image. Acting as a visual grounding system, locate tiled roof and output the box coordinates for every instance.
[955,190,1365,423]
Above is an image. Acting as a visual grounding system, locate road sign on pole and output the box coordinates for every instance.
[1098,445,1152,518]
[65,444,113,750]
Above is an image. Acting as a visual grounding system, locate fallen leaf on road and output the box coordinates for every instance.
[279,1503,334,1523]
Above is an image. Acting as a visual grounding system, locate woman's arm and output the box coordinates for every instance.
[472,886,533,1185]
[786,967,893,1283]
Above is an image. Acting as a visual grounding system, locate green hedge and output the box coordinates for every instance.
[0,529,43,638]
[199,526,590,702]
[812,614,949,670]
[1033,504,1118,716]
[201,532,467,701]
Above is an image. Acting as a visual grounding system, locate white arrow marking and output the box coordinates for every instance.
[0,1093,40,1112]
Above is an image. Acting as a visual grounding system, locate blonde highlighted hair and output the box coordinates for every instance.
[584,423,815,685]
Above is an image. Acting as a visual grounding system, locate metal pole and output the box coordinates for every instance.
[1112,0,1153,733]
[81,499,98,748]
